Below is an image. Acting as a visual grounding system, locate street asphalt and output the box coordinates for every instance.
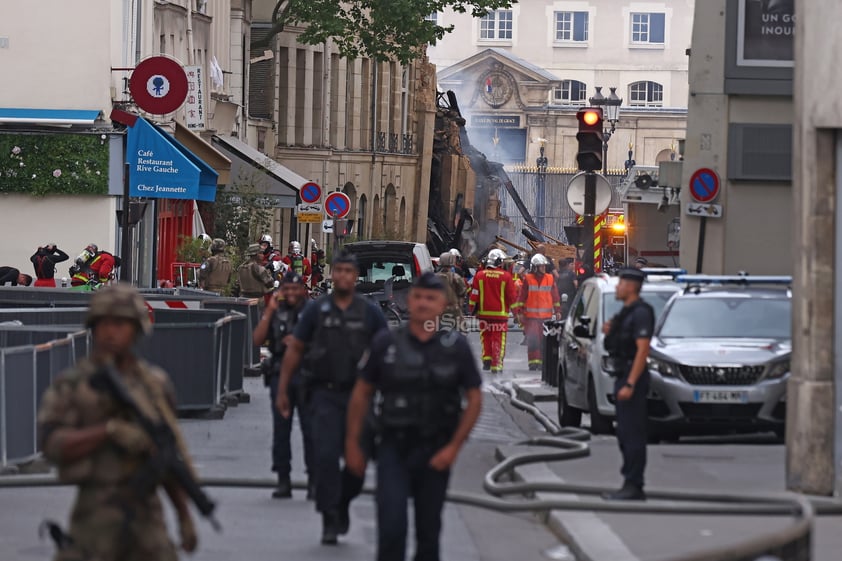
[5,327,837,561]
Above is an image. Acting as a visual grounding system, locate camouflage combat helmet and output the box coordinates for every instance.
[246,243,262,256]
[211,238,226,253]
[85,283,152,335]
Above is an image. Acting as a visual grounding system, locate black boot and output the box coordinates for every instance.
[338,500,350,535]
[272,474,292,499]
[321,511,340,545]
[602,482,646,501]
[482,359,491,371]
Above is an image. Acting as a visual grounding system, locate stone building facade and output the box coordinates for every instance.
[248,1,438,248]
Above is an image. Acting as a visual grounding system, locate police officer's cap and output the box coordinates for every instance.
[282,271,305,285]
[618,268,646,283]
[412,271,446,292]
[332,250,359,269]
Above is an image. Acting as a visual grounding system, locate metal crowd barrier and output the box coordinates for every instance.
[202,297,262,369]
[0,330,89,465]
[0,301,251,467]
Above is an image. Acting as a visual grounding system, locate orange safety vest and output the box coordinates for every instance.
[523,273,556,319]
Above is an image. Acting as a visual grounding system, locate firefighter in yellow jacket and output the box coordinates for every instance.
[513,254,562,370]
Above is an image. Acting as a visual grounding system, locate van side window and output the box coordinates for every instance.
[570,285,593,321]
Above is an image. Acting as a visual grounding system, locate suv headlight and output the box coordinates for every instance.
[647,357,680,378]
[765,359,790,380]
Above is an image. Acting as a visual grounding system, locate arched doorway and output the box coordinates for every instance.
[399,197,407,240]
[372,195,382,238]
[655,148,675,163]
[358,194,367,240]
[384,184,397,238]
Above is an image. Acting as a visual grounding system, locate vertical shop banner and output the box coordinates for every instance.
[184,65,206,131]
[737,0,794,68]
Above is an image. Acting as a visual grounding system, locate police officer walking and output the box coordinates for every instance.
[602,268,655,501]
[198,238,233,293]
[277,251,387,545]
[346,272,483,561]
[37,284,200,560]
[253,271,313,499]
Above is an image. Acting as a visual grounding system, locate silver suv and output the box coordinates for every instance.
[647,275,791,440]
[558,270,683,433]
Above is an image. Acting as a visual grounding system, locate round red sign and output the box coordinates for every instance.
[129,56,189,116]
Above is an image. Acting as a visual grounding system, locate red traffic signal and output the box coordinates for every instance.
[576,107,604,172]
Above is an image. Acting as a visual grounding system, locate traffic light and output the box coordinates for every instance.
[576,108,604,172]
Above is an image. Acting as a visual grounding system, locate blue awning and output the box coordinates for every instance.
[126,117,218,202]
[0,108,102,125]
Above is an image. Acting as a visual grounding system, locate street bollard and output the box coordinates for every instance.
[541,320,564,387]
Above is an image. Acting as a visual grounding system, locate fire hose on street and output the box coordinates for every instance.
[0,389,829,561]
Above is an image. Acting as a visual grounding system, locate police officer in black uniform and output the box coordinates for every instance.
[346,272,483,561]
[277,251,387,545]
[602,268,655,501]
[253,271,313,499]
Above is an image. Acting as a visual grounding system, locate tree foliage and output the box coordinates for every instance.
[255,0,515,63]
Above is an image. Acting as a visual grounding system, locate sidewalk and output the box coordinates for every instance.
[506,381,842,561]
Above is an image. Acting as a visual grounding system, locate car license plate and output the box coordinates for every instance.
[693,390,749,404]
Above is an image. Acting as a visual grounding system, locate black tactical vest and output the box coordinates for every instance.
[604,300,652,360]
[378,327,462,438]
[303,294,372,389]
[270,302,302,358]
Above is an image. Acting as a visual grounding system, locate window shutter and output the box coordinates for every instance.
[728,124,793,181]
[650,13,665,43]
[249,26,274,120]
[573,12,587,41]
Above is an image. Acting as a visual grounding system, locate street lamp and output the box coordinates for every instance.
[588,86,623,174]
[535,139,549,231]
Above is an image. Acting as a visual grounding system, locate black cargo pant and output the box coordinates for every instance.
[614,371,650,488]
[268,374,313,478]
[310,387,365,514]
[376,435,450,561]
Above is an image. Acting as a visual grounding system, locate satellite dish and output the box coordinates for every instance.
[566,173,612,216]
[634,173,656,190]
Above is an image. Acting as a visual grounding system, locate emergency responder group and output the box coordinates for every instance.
[36,242,586,560]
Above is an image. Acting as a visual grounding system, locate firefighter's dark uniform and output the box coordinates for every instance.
[603,269,654,499]
[293,292,387,537]
[359,325,482,561]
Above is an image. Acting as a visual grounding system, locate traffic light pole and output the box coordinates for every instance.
[583,171,597,273]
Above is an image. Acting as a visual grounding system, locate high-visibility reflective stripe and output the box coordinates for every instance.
[528,286,553,292]
[476,275,510,317]
[525,307,553,313]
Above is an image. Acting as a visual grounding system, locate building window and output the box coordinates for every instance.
[479,10,513,41]
[628,81,664,106]
[425,12,438,24]
[552,80,588,104]
[554,11,588,42]
[630,12,665,45]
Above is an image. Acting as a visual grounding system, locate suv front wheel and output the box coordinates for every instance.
[558,363,582,428]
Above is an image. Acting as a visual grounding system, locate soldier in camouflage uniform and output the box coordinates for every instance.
[233,243,275,299]
[37,283,198,561]
[198,238,233,293]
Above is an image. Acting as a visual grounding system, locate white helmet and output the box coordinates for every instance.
[449,248,462,259]
[260,234,273,244]
[289,241,302,255]
[486,249,506,268]
[530,254,550,268]
[198,233,211,243]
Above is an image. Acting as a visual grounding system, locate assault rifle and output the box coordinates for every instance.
[90,365,222,532]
